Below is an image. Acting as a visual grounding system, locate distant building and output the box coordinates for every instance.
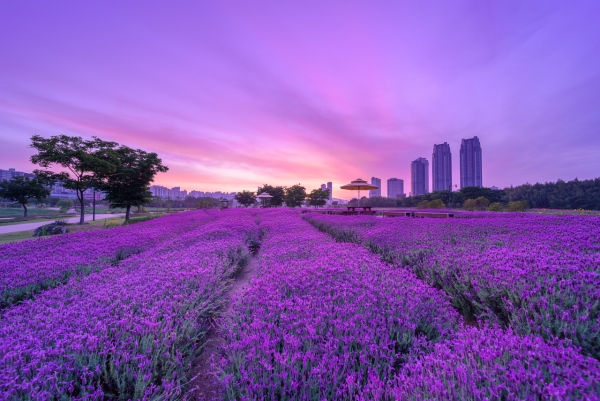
[432,142,452,192]
[49,181,78,199]
[84,191,106,201]
[0,168,35,181]
[321,184,326,191]
[152,186,236,200]
[369,177,381,197]
[387,178,404,199]
[460,136,483,188]
[327,182,332,200]
[411,158,429,196]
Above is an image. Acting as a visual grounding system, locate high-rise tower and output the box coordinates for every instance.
[369,177,381,197]
[432,142,452,192]
[327,182,332,200]
[387,178,404,198]
[411,158,429,196]
[460,136,483,188]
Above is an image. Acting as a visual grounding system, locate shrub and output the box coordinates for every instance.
[56,199,74,213]
[104,219,122,228]
[508,200,530,212]
[428,199,446,209]
[33,220,69,237]
[474,196,490,211]
[488,202,504,212]
[463,199,476,211]
[416,200,430,209]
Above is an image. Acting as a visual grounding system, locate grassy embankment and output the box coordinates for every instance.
[0,213,170,245]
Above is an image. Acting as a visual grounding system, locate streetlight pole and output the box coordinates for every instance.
[93,187,96,221]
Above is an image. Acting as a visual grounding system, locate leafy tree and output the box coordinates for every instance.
[488,202,504,212]
[505,177,600,210]
[474,197,490,211]
[463,199,476,211]
[460,187,504,204]
[43,196,61,207]
[0,176,51,217]
[234,190,257,208]
[508,200,530,212]
[195,199,218,209]
[257,184,286,207]
[30,135,120,224]
[284,184,306,208]
[416,200,430,209]
[307,188,330,208]
[428,199,446,209]
[57,199,74,213]
[101,147,169,220]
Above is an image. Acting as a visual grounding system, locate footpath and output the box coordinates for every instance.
[0,213,126,234]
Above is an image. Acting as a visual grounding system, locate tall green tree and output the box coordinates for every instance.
[307,188,330,208]
[101,147,168,220]
[30,135,119,224]
[283,184,306,208]
[234,190,257,208]
[0,176,51,217]
[257,184,286,207]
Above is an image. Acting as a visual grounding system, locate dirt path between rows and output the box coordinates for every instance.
[186,254,258,400]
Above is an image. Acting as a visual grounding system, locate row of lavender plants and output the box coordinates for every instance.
[303,213,600,360]
[0,211,216,308]
[0,210,261,400]
[220,210,461,399]
[220,210,599,399]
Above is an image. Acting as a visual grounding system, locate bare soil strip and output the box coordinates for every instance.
[187,255,258,400]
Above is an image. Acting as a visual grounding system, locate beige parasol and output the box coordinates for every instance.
[340,178,379,206]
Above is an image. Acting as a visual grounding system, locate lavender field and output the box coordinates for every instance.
[1,209,599,400]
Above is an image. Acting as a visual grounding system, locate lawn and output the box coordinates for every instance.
[0,207,62,217]
[0,213,169,244]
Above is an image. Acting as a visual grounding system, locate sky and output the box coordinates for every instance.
[1,0,599,199]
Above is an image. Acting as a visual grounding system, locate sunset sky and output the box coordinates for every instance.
[1,1,599,199]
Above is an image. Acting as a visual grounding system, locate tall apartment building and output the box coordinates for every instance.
[320,184,326,191]
[327,182,332,200]
[411,157,429,196]
[387,178,404,198]
[432,142,452,192]
[460,136,483,188]
[369,177,381,197]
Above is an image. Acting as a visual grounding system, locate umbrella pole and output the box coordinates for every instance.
[358,189,360,207]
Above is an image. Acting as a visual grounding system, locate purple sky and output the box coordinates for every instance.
[1,1,599,199]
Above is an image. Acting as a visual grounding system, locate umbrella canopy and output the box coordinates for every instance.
[340,178,379,191]
[340,178,379,207]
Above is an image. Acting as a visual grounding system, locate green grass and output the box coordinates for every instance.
[0,213,171,245]
[0,208,62,217]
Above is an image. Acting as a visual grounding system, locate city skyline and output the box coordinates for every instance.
[1,1,600,199]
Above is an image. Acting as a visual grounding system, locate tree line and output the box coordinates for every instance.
[234,184,331,208]
[0,135,167,222]
[351,177,600,211]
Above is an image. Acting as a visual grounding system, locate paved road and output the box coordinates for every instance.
[0,213,126,234]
